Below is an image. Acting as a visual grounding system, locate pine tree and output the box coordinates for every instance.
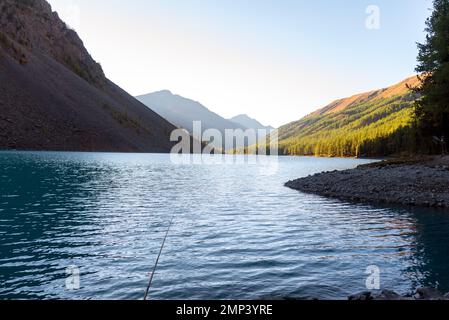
[415,0,449,155]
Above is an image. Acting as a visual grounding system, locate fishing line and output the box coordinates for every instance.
[143,215,175,300]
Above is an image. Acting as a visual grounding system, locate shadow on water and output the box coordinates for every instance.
[260,186,449,300]
[349,202,449,294]
[1,152,190,299]
[402,206,449,293]
[0,152,111,299]
[286,197,449,299]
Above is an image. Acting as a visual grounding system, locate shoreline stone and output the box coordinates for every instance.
[286,156,449,209]
[349,288,448,301]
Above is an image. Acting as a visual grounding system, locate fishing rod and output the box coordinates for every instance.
[143,215,175,300]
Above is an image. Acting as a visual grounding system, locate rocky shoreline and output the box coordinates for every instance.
[286,156,449,209]
[349,287,449,300]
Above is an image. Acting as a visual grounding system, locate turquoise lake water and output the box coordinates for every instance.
[1,151,449,299]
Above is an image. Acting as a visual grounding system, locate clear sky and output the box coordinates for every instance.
[47,0,432,127]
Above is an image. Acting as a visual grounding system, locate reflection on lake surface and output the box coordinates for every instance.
[1,151,449,299]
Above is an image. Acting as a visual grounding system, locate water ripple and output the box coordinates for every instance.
[1,151,449,299]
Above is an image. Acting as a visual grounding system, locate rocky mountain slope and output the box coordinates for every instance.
[278,76,420,157]
[0,0,176,152]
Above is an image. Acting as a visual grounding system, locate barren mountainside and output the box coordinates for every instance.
[0,0,176,152]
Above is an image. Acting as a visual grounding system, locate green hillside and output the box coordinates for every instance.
[278,76,421,157]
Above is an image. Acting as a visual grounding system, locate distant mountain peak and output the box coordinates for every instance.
[136,91,244,134]
[233,114,251,118]
[229,114,274,131]
[231,114,254,122]
[153,89,173,96]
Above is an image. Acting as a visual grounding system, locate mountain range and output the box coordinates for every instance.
[0,0,421,157]
[137,90,243,134]
[137,90,273,147]
[0,0,175,152]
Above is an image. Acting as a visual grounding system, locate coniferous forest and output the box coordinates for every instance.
[278,0,449,158]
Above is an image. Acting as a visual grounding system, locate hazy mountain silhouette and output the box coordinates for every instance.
[136,90,246,134]
[0,0,175,152]
[229,114,274,132]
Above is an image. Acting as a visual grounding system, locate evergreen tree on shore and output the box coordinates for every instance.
[415,0,449,154]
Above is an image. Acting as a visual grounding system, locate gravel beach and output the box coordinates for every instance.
[286,156,449,209]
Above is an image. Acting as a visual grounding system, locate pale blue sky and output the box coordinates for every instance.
[48,0,432,127]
